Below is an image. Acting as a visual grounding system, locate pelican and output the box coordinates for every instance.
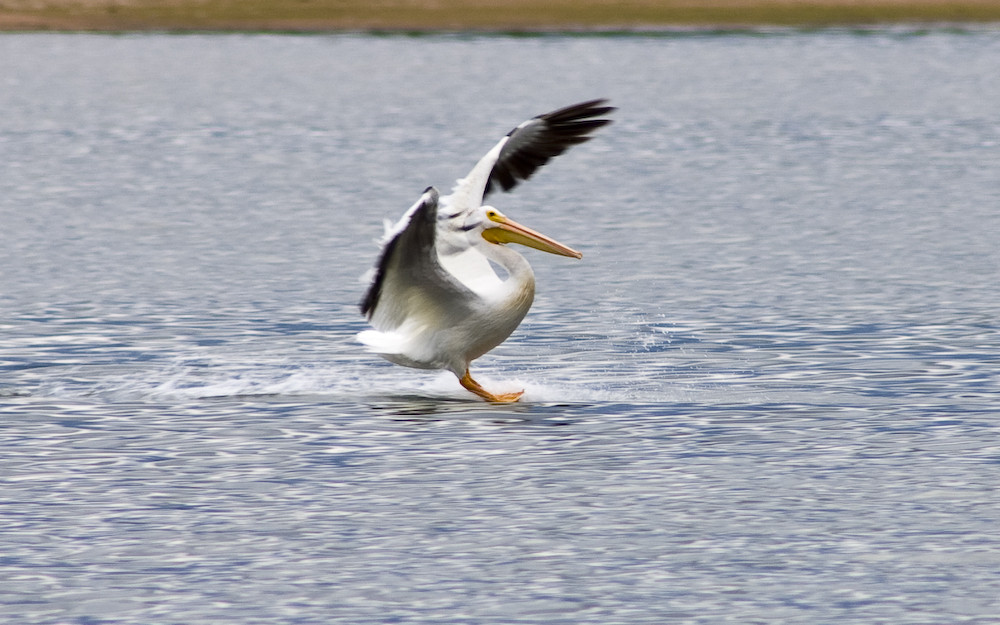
[358,99,614,402]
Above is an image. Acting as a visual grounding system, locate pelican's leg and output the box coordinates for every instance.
[459,369,524,403]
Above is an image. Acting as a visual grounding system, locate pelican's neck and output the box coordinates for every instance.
[434,240,537,369]
[472,243,536,354]
[437,239,535,306]
[483,242,535,300]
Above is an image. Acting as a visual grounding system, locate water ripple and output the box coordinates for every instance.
[3,31,1000,625]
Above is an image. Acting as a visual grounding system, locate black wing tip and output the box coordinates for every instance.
[359,188,440,318]
[359,276,380,317]
[537,99,615,142]
[485,98,614,195]
[484,99,614,196]
[539,98,616,123]
[360,247,392,317]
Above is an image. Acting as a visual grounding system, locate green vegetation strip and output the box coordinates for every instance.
[3,0,1000,31]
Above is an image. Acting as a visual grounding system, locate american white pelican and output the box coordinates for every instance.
[359,99,614,402]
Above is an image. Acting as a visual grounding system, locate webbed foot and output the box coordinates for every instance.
[459,369,523,403]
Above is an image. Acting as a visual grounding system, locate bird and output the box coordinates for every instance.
[358,99,614,402]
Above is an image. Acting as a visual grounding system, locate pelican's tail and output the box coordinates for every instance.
[357,330,405,355]
[357,328,445,372]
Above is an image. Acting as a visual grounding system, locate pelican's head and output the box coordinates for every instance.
[478,206,582,259]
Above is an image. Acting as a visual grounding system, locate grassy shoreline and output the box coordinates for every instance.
[2,1,1000,32]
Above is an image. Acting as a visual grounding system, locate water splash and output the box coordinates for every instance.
[42,359,697,405]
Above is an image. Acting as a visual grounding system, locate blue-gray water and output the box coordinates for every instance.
[2,30,1000,624]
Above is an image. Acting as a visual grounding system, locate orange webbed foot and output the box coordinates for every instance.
[459,369,523,403]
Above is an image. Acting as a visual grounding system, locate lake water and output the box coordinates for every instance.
[2,29,1000,624]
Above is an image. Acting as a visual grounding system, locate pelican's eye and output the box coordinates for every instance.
[485,209,503,223]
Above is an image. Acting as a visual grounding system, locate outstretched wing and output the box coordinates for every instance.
[484,99,615,196]
[359,187,476,330]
